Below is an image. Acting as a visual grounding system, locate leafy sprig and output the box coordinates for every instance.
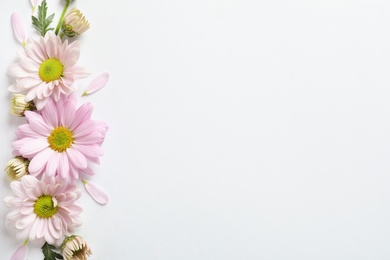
[32,0,54,36]
[42,242,63,260]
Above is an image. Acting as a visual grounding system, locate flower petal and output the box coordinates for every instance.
[83,181,109,205]
[10,244,27,260]
[41,98,58,128]
[82,72,109,96]
[66,148,88,169]
[19,138,48,157]
[46,151,60,177]
[28,148,52,176]
[11,13,27,46]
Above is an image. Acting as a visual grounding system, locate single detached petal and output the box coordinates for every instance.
[83,181,109,205]
[82,73,109,96]
[10,244,27,260]
[11,13,27,46]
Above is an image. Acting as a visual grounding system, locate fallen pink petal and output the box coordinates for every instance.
[83,180,109,205]
[83,72,110,96]
[11,13,27,46]
[10,244,27,260]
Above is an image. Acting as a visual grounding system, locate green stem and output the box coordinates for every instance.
[55,0,71,35]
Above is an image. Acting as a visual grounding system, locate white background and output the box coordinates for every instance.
[2,0,390,259]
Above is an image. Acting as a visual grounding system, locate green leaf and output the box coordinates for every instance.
[32,0,55,36]
[42,242,64,260]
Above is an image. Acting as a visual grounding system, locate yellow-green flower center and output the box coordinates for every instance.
[34,195,58,218]
[39,58,64,83]
[48,127,74,152]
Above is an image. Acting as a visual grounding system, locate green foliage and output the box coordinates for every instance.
[42,242,63,260]
[32,0,55,36]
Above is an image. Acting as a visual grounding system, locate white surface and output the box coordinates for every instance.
[2,0,390,259]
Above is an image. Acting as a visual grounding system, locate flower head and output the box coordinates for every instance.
[12,94,108,183]
[62,8,90,38]
[8,31,89,110]
[62,235,92,260]
[5,157,29,181]
[4,175,82,246]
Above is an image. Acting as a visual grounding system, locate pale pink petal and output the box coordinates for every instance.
[34,97,50,110]
[28,148,52,175]
[19,138,48,157]
[24,111,51,134]
[11,13,27,46]
[15,213,36,229]
[61,97,76,127]
[83,181,109,205]
[73,144,103,157]
[82,72,109,96]
[58,153,70,179]
[69,103,93,130]
[7,64,30,78]
[10,244,27,260]
[72,65,90,79]
[72,120,96,138]
[66,148,88,169]
[47,218,61,239]
[81,166,95,176]
[46,152,60,177]
[41,98,58,128]
[69,162,80,180]
[8,83,20,92]
[36,218,46,238]
[21,175,39,188]
[20,58,38,72]
[25,87,38,102]
[74,132,103,144]
[16,125,38,138]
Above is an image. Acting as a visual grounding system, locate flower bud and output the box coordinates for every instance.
[61,235,92,260]
[10,94,35,116]
[62,8,90,37]
[5,157,29,181]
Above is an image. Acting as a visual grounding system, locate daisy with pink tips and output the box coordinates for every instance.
[4,175,82,246]
[8,31,89,110]
[12,94,108,183]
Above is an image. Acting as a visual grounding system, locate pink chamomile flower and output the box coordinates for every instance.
[7,31,89,110]
[4,175,82,246]
[12,94,108,183]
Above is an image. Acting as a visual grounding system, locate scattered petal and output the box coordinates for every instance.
[11,13,27,46]
[83,180,109,205]
[82,73,109,96]
[10,244,27,260]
